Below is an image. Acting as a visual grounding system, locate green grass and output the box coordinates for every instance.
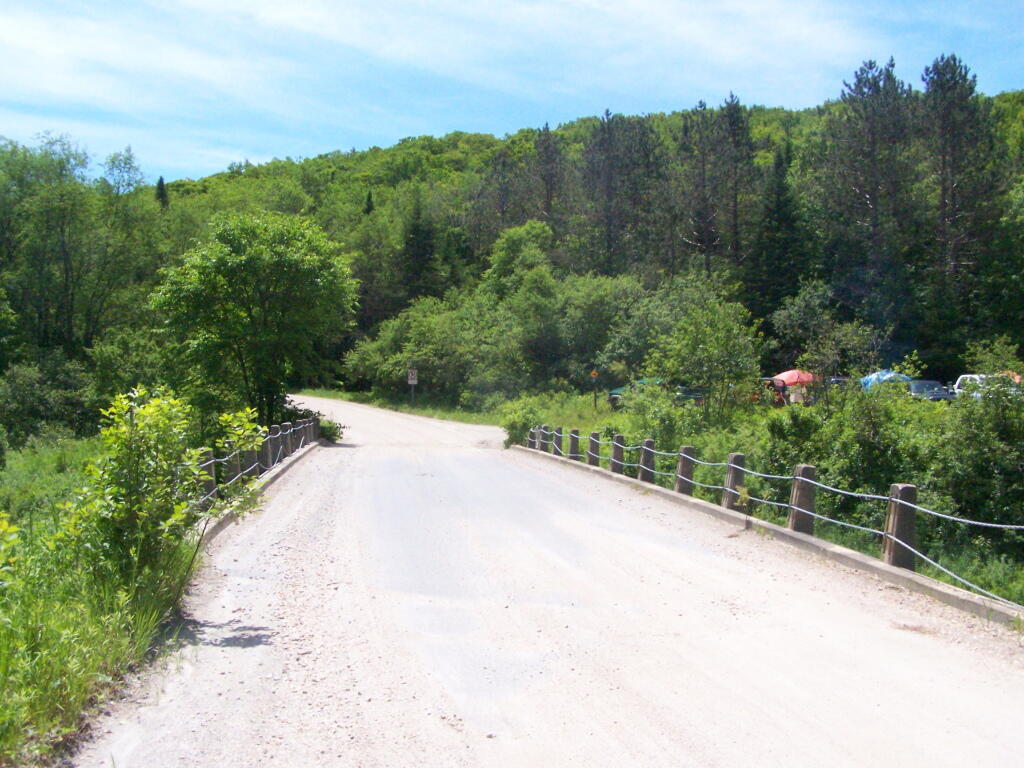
[0,436,211,765]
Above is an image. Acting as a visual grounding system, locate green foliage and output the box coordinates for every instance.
[0,392,264,762]
[481,220,554,299]
[925,378,1024,556]
[59,389,256,578]
[317,418,343,443]
[963,336,1023,374]
[152,212,358,424]
[499,396,542,448]
[643,282,761,424]
[0,356,100,449]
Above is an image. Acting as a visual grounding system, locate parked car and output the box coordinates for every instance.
[953,374,989,397]
[607,378,663,409]
[908,379,954,401]
[607,380,707,409]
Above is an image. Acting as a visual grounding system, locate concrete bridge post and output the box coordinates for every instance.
[788,464,817,535]
[639,438,655,483]
[553,427,564,457]
[258,434,272,474]
[281,422,293,456]
[722,453,745,511]
[201,449,218,501]
[588,433,601,466]
[674,446,696,495]
[611,434,624,474]
[883,484,917,570]
[228,451,241,486]
[243,449,259,479]
[569,429,580,460]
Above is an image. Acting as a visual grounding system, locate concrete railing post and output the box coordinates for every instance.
[553,427,564,457]
[639,438,655,483]
[243,449,258,479]
[269,427,281,466]
[540,425,550,453]
[883,484,917,570]
[258,435,272,475]
[674,446,696,495]
[611,434,625,474]
[281,422,293,456]
[528,428,537,449]
[201,449,218,501]
[788,464,817,535]
[588,432,600,466]
[228,451,241,485]
[722,452,745,511]
[313,417,321,441]
[569,429,580,460]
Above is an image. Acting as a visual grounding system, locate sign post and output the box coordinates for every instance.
[408,368,418,405]
[590,369,599,410]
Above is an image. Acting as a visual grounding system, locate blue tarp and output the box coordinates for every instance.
[860,370,911,389]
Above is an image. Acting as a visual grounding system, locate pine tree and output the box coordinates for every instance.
[921,54,996,275]
[718,94,755,266]
[820,59,922,327]
[155,175,169,210]
[363,189,375,215]
[743,145,810,321]
[679,101,723,275]
[534,123,563,226]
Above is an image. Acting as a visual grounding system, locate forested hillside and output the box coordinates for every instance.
[2,54,1023,443]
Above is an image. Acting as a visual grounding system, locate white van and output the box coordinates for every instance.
[953,374,988,396]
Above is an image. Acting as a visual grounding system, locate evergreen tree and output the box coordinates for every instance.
[679,101,723,274]
[534,123,563,227]
[155,175,169,209]
[397,191,445,301]
[363,189,375,215]
[819,59,923,330]
[718,94,755,265]
[921,54,996,274]
[743,145,809,321]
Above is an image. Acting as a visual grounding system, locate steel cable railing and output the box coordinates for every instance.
[526,425,1024,611]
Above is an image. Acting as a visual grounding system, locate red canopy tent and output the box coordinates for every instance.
[772,369,818,386]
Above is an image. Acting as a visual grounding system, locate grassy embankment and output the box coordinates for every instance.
[0,420,239,765]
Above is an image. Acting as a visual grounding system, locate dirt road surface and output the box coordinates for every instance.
[73,396,1024,767]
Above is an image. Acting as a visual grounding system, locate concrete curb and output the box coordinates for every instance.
[512,445,1024,628]
[200,439,323,547]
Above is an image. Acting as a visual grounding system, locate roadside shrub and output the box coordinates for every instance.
[924,377,1024,556]
[499,395,543,448]
[59,389,261,581]
[317,418,343,443]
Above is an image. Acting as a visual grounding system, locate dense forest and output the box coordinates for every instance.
[1,54,1024,445]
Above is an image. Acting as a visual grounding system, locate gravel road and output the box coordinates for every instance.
[73,396,1024,767]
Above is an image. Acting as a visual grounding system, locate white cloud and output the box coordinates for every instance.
[166,0,874,100]
[0,6,293,116]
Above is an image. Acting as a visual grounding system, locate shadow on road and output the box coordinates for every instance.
[162,616,276,650]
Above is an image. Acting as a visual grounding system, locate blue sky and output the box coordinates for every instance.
[2,0,1021,182]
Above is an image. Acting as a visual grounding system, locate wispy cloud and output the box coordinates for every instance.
[1,1,1018,180]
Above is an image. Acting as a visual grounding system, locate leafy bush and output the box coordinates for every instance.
[499,395,542,448]
[59,389,261,581]
[317,418,343,443]
[0,390,264,762]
